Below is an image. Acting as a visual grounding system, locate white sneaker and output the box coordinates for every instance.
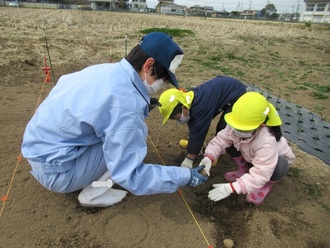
[78,186,128,207]
[78,171,128,207]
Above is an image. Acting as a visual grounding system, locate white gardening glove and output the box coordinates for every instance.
[181,157,194,169]
[208,183,235,202]
[199,157,212,176]
[92,179,113,188]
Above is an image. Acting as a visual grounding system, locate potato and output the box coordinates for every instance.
[223,238,235,248]
[200,170,208,176]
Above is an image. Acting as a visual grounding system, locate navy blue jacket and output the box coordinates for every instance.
[187,76,246,155]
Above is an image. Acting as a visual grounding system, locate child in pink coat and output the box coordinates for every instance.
[201,92,296,205]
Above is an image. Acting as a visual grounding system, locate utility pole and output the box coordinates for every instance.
[294,0,301,20]
[291,5,295,14]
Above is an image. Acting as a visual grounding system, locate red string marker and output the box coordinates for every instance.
[42,57,52,83]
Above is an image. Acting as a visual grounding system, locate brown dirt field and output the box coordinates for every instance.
[0,8,329,248]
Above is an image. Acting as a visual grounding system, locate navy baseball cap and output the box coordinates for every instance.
[139,32,184,88]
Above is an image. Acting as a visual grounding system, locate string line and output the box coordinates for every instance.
[0,71,50,219]
[148,135,213,247]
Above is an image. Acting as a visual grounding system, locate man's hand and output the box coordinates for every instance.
[149,98,162,112]
[187,165,208,187]
[208,183,235,201]
[181,157,194,169]
[199,157,212,176]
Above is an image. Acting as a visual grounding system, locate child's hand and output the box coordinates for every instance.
[199,157,212,176]
[208,183,236,201]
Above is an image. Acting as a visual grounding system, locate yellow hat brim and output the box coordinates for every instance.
[225,112,260,131]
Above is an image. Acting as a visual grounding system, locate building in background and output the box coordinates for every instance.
[299,0,330,23]
[240,9,258,19]
[88,0,129,10]
[131,0,146,12]
[159,3,183,14]
[189,5,204,15]
[89,0,114,10]
[203,5,214,15]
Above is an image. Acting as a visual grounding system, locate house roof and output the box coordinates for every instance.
[86,0,114,3]
[191,5,203,8]
[304,0,330,3]
[161,3,181,8]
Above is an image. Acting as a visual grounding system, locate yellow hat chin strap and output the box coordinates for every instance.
[266,102,282,127]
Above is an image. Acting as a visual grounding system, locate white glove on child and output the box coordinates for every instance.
[208,183,236,202]
[181,157,194,168]
[199,157,212,176]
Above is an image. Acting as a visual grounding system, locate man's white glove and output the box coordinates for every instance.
[181,157,194,169]
[199,157,212,176]
[208,183,235,202]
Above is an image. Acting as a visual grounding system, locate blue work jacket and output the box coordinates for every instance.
[21,59,190,195]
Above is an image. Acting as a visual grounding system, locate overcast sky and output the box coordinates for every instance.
[146,0,305,13]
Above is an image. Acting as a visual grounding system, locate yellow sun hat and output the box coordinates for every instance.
[224,92,282,131]
[158,88,194,125]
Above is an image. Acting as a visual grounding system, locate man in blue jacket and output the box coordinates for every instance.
[21,32,208,207]
[158,76,246,171]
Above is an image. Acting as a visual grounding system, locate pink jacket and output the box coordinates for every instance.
[204,125,296,194]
